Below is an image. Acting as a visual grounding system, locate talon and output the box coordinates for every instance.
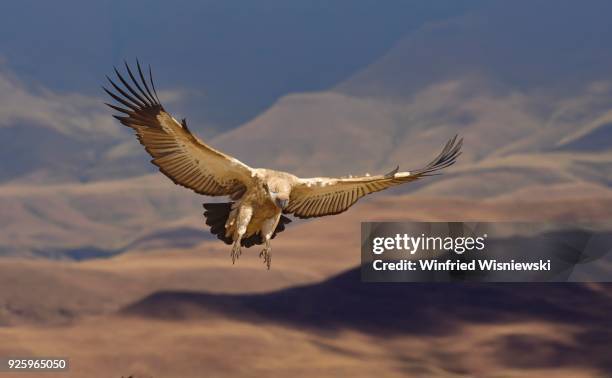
[259,247,272,270]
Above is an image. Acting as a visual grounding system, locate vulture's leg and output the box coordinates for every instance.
[231,205,252,264]
[259,238,272,270]
[231,241,241,264]
[259,215,279,270]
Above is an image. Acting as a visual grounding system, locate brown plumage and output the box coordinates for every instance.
[104,61,462,269]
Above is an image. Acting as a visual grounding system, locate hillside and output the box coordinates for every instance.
[1,0,612,258]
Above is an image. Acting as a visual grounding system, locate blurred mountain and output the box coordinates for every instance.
[339,0,612,98]
[3,0,612,188]
[0,174,205,257]
[214,0,612,197]
[2,0,612,257]
[0,0,481,184]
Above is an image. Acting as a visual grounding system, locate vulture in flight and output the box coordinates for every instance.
[104,61,462,269]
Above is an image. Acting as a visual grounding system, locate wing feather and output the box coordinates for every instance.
[286,136,462,219]
[104,61,254,197]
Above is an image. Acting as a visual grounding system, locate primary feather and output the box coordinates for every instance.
[103,61,253,198]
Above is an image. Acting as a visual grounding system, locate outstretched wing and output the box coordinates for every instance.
[285,136,462,219]
[104,61,254,197]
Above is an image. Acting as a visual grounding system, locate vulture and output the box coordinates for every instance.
[104,61,462,269]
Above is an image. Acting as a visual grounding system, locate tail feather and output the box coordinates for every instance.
[203,202,292,248]
[203,203,234,245]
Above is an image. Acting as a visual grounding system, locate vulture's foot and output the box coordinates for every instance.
[231,242,242,264]
[259,247,272,270]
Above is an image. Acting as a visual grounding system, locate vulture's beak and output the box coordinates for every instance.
[275,198,289,209]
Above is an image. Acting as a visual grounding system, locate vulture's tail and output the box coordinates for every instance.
[202,202,292,248]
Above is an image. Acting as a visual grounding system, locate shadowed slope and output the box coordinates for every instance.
[123,267,612,373]
[124,266,612,333]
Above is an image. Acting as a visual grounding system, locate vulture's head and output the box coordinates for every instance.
[263,182,290,209]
